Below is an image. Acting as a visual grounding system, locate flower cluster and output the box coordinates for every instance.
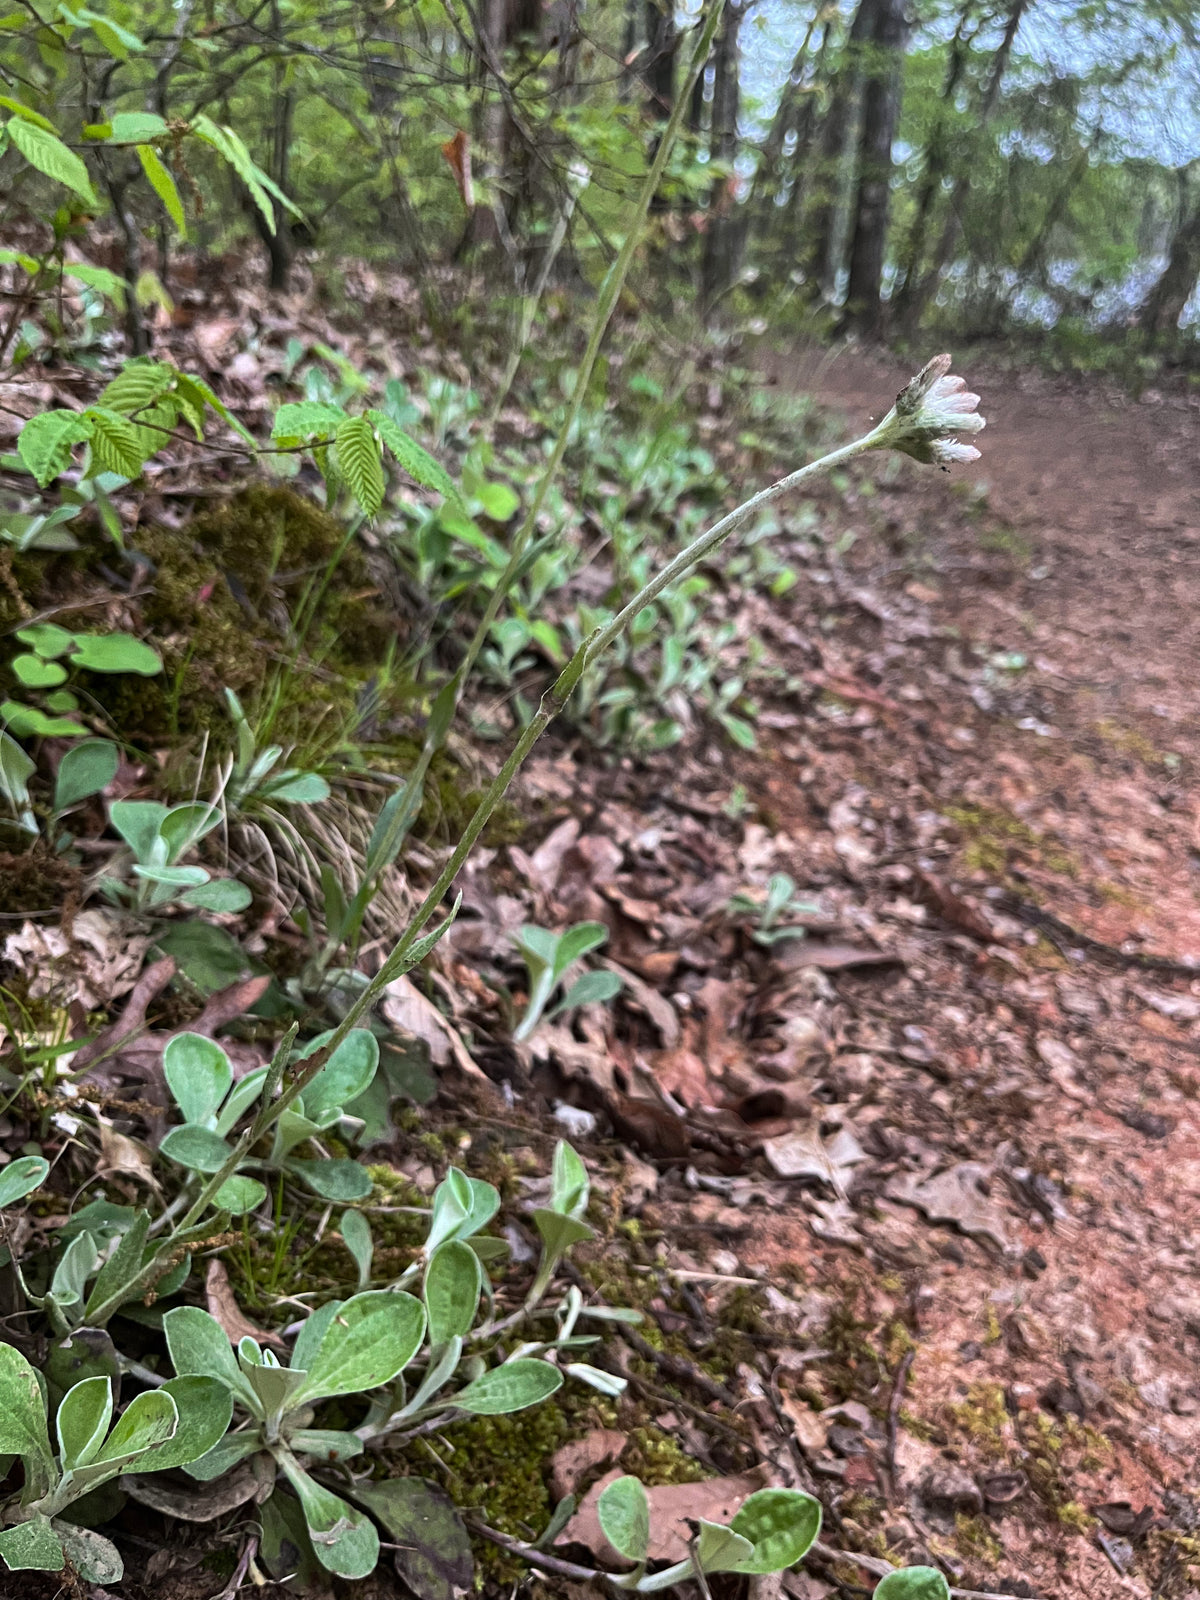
[874,353,985,467]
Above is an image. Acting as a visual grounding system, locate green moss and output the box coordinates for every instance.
[621,1426,709,1487]
[945,803,1076,880]
[955,1513,1002,1564]
[945,1383,1009,1459]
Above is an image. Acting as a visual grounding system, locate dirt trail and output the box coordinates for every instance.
[646,343,1200,1596]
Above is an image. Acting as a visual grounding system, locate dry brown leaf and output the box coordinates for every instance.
[763,1122,867,1197]
[549,1428,627,1502]
[913,868,997,943]
[775,943,903,973]
[603,959,680,1047]
[96,1120,159,1192]
[381,974,482,1078]
[205,1259,287,1350]
[886,1162,1012,1253]
[4,911,153,1011]
[121,1464,260,1521]
[559,1465,772,1565]
[779,1393,829,1453]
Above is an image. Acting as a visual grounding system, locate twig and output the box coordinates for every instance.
[469,1519,601,1581]
[883,1347,914,1505]
[208,1534,258,1600]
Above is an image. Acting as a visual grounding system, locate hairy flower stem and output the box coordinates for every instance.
[342,0,727,945]
[162,421,887,1256]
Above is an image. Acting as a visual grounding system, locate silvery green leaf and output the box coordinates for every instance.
[394,1336,461,1419]
[728,1488,822,1575]
[290,1291,425,1405]
[563,1363,626,1398]
[286,1158,372,1201]
[0,1515,63,1571]
[454,1359,562,1416]
[693,1519,754,1574]
[164,1306,260,1414]
[163,1033,232,1127]
[271,1105,324,1162]
[549,1141,589,1218]
[51,1519,122,1584]
[83,1208,150,1320]
[533,1209,594,1263]
[127,1376,233,1472]
[50,1229,100,1308]
[56,1376,112,1470]
[292,1028,379,1123]
[552,921,608,977]
[555,969,622,1015]
[183,1428,264,1482]
[278,1456,379,1579]
[239,1352,307,1420]
[214,1176,267,1215]
[597,1475,650,1563]
[0,1341,54,1471]
[426,1169,499,1252]
[94,1388,178,1463]
[288,1428,364,1463]
[289,1301,340,1372]
[874,1569,952,1600]
[347,1476,473,1600]
[159,1124,234,1174]
[0,1153,48,1208]
[215,1066,269,1136]
[340,1210,372,1290]
[424,1241,481,1344]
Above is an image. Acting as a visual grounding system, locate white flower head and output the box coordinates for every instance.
[874,353,985,468]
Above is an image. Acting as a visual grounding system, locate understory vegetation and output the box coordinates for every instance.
[0,1,1194,1597]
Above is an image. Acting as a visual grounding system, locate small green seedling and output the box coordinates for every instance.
[3,621,161,740]
[512,921,622,1040]
[875,1569,953,1600]
[159,1029,380,1202]
[728,873,819,946]
[102,798,250,912]
[597,1476,822,1591]
[223,689,330,809]
[0,1343,230,1581]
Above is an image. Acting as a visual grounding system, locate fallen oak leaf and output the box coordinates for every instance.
[550,1429,628,1503]
[886,1162,1013,1253]
[206,1258,288,1350]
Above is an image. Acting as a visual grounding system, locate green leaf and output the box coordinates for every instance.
[96,359,175,416]
[554,921,609,976]
[124,1375,233,1474]
[277,1458,378,1579]
[109,112,167,143]
[3,703,88,739]
[82,1209,149,1321]
[874,1569,953,1600]
[93,1388,177,1463]
[164,1306,260,1414]
[7,117,96,203]
[550,1140,589,1218]
[533,1209,594,1263]
[174,371,255,444]
[288,1428,363,1462]
[272,401,345,439]
[50,1521,122,1584]
[260,768,330,803]
[0,1153,48,1207]
[425,1169,500,1252]
[563,1362,626,1397]
[0,729,35,825]
[424,1240,481,1344]
[12,651,66,687]
[81,408,145,478]
[340,1210,372,1290]
[286,1158,373,1201]
[17,622,74,659]
[163,1033,232,1127]
[294,1028,379,1123]
[473,480,520,521]
[728,1488,822,1575]
[160,1124,234,1174]
[694,1519,755,1574]
[178,876,252,912]
[0,1341,53,1467]
[56,1376,112,1470]
[215,1176,267,1215]
[291,1290,426,1405]
[80,9,143,61]
[184,1428,264,1482]
[0,96,56,132]
[336,415,385,516]
[61,263,127,307]
[348,1478,473,1600]
[54,739,119,809]
[368,410,460,503]
[455,1359,563,1416]
[50,1229,99,1308]
[557,969,622,1013]
[17,410,93,486]
[139,143,186,231]
[597,1474,650,1563]
[0,1516,63,1572]
[259,1487,324,1587]
[289,1301,341,1373]
[69,632,161,675]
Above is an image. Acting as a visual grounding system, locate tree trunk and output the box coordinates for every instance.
[803,0,877,296]
[701,0,746,310]
[1138,168,1200,336]
[891,0,977,324]
[901,0,1027,328]
[842,0,910,336]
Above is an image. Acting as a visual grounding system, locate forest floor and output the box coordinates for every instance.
[593,341,1200,1600]
[5,292,1200,1600]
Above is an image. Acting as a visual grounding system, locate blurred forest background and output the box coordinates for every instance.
[4,0,1200,364]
